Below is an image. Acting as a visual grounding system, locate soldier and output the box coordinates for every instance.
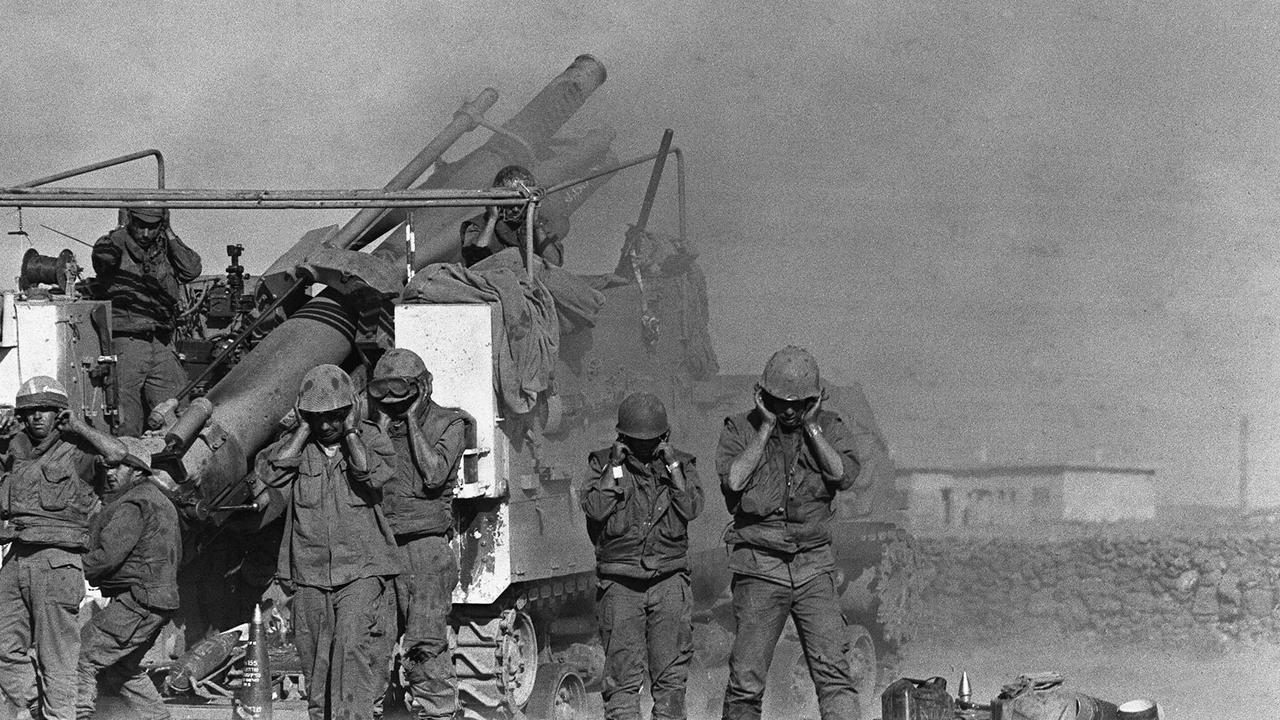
[717,347,867,720]
[249,364,400,720]
[459,165,567,267]
[582,392,703,720]
[91,207,203,435]
[75,437,179,720]
[0,377,126,720]
[367,349,469,720]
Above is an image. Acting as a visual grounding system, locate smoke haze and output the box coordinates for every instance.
[3,0,1279,505]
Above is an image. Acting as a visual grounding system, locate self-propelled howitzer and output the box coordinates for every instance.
[0,54,903,718]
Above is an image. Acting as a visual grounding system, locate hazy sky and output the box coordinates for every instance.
[4,0,1280,505]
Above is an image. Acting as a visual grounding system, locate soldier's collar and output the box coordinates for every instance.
[623,453,663,477]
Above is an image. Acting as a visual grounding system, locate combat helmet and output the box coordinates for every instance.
[15,375,69,410]
[371,349,431,403]
[616,392,669,440]
[760,346,821,401]
[126,207,166,223]
[297,365,355,413]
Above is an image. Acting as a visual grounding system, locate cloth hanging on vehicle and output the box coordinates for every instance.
[402,249,561,416]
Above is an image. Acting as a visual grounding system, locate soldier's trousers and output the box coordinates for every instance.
[0,546,84,720]
[112,336,187,437]
[294,577,394,720]
[394,535,457,720]
[721,573,859,720]
[596,573,692,720]
[75,592,170,720]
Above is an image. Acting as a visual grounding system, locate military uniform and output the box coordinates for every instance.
[380,401,467,720]
[582,447,703,720]
[75,477,180,720]
[255,421,400,720]
[0,432,99,720]
[91,223,202,435]
[716,408,863,720]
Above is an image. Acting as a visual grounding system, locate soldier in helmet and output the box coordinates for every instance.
[91,207,203,435]
[75,436,179,720]
[0,376,126,720]
[717,347,866,720]
[582,392,703,720]
[367,349,469,720]
[248,364,400,720]
[459,165,567,267]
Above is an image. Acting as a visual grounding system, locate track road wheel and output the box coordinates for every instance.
[499,610,539,709]
[524,663,589,720]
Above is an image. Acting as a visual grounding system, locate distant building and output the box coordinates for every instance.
[896,465,1157,530]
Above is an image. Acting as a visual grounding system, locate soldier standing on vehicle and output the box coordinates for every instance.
[91,207,202,435]
[75,437,179,720]
[249,364,400,720]
[582,392,703,720]
[367,349,468,720]
[0,377,126,720]
[717,347,866,720]
[459,165,567,267]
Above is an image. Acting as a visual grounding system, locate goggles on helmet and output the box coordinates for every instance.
[368,376,417,400]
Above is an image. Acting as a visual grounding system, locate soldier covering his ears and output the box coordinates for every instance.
[717,347,868,720]
[249,364,400,720]
[582,392,703,720]
[0,377,126,720]
[368,349,470,720]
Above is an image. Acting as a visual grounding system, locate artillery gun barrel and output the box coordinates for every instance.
[371,127,617,270]
[328,88,499,251]
[172,55,612,520]
[177,294,356,513]
[361,54,609,258]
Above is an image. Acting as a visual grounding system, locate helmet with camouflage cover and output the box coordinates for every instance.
[371,349,432,403]
[16,376,69,410]
[297,365,355,413]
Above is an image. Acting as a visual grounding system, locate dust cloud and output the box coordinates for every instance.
[3,0,1280,507]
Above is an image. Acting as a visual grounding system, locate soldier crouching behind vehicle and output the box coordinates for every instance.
[75,437,179,720]
[247,365,400,720]
[0,377,126,720]
[367,349,468,720]
[718,347,867,720]
[581,392,703,720]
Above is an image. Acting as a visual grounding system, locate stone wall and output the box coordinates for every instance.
[877,527,1280,646]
